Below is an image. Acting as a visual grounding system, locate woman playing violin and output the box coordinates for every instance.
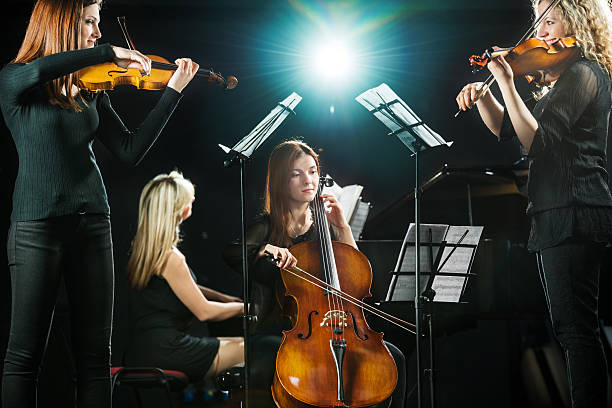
[457,1,612,406]
[124,171,244,384]
[223,140,406,407]
[0,0,197,406]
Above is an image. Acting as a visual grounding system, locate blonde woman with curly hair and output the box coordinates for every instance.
[457,1,612,406]
[124,171,244,383]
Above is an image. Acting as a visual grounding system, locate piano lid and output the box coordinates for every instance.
[362,163,530,242]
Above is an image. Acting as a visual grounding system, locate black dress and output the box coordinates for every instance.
[124,269,220,381]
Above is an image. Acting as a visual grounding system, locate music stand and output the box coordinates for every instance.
[220,92,302,408]
[385,223,482,407]
[355,83,452,408]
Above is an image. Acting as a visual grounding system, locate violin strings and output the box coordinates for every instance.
[149,61,214,77]
[281,264,416,335]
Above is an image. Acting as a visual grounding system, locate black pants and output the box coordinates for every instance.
[2,214,114,408]
[536,240,608,408]
[250,335,406,407]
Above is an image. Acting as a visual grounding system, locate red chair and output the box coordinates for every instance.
[111,366,189,408]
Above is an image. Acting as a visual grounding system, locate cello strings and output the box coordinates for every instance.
[313,189,337,341]
[281,264,416,335]
[320,193,343,342]
[316,184,346,341]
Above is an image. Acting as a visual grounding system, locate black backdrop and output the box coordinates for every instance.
[0,1,610,406]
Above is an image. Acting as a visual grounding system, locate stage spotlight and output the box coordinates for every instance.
[312,40,355,83]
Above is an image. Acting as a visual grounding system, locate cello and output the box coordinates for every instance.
[272,177,398,408]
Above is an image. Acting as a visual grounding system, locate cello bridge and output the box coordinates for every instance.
[320,310,348,328]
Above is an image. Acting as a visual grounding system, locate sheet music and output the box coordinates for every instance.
[349,200,370,240]
[228,92,302,158]
[389,223,448,302]
[355,84,451,153]
[398,224,449,273]
[431,226,483,302]
[322,175,363,222]
[387,224,482,303]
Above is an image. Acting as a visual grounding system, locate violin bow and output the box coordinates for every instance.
[455,0,562,117]
[117,16,137,51]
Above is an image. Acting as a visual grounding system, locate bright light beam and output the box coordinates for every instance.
[311,39,355,84]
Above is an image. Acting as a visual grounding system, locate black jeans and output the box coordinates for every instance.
[2,214,114,408]
[536,240,608,408]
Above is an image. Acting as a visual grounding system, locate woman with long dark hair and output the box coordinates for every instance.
[0,0,198,405]
[223,140,406,407]
[456,1,612,406]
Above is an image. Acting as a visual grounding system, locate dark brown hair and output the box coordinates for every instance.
[13,0,102,111]
[264,140,320,247]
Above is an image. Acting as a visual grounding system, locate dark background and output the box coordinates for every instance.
[0,0,610,406]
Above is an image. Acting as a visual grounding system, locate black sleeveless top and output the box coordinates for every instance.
[124,269,219,380]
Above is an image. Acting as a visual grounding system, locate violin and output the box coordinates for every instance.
[454,0,577,117]
[271,177,405,408]
[78,16,237,92]
[469,36,580,85]
[78,56,237,91]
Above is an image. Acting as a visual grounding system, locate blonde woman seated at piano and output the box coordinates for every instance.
[124,171,244,381]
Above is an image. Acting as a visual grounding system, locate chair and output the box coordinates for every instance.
[111,366,189,408]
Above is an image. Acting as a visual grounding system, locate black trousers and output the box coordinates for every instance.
[2,214,114,408]
[536,240,608,408]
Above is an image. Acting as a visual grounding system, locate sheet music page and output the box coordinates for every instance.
[399,223,449,273]
[322,175,363,222]
[339,184,363,221]
[355,83,449,151]
[231,92,302,157]
[390,276,429,302]
[431,226,483,302]
[349,200,370,240]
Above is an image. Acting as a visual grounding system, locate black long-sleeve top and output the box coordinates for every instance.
[499,57,612,251]
[0,43,182,221]
[222,214,336,334]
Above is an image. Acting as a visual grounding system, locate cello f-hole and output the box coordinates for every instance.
[297,310,318,340]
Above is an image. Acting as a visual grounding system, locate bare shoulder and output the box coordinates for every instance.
[162,248,189,279]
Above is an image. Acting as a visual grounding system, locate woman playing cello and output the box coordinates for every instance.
[223,140,406,407]
[456,1,612,406]
[0,0,197,406]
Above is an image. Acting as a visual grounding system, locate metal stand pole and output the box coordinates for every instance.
[239,158,251,408]
[414,148,422,408]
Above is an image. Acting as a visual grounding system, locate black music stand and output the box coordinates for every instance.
[356,83,452,408]
[385,223,483,408]
[220,92,302,408]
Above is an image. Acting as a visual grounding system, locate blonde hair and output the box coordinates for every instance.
[263,140,320,247]
[533,0,612,79]
[127,171,195,290]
